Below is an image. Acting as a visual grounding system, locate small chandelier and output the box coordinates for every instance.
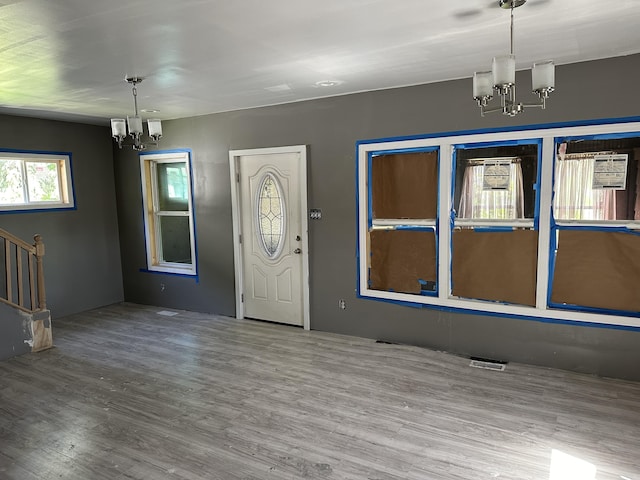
[110,76,162,150]
[472,0,555,117]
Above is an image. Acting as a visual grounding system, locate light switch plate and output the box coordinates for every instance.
[310,209,322,220]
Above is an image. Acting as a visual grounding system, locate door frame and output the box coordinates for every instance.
[228,145,310,330]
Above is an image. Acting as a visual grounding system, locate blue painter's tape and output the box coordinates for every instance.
[0,147,73,156]
[355,115,640,147]
[367,151,374,229]
[0,206,76,215]
[555,225,640,235]
[547,301,640,318]
[533,140,543,230]
[546,226,558,307]
[359,294,640,331]
[453,138,541,150]
[370,146,439,156]
[418,280,438,297]
[555,130,640,144]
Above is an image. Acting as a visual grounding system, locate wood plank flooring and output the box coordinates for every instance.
[1,303,639,479]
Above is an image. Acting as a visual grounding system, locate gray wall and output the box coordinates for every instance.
[114,54,640,380]
[0,115,124,318]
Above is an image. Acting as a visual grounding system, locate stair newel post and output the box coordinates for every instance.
[34,234,46,311]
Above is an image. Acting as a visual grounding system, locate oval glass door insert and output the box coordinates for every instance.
[256,173,286,258]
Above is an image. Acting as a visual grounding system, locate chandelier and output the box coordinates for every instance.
[110,77,162,150]
[472,0,555,117]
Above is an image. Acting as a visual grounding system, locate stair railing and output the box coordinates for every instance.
[0,228,46,313]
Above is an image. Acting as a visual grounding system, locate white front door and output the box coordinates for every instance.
[229,146,309,328]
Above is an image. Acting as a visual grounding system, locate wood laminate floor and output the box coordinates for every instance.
[1,303,639,480]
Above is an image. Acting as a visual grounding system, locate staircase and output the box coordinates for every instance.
[0,228,52,360]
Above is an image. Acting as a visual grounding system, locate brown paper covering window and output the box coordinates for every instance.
[369,230,436,294]
[451,230,538,307]
[371,151,438,219]
[551,230,640,312]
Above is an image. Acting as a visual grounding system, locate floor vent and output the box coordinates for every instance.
[469,357,507,371]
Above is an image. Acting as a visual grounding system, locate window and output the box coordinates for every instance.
[553,136,640,222]
[257,173,285,258]
[457,160,524,220]
[0,151,74,212]
[549,133,640,314]
[451,142,540,307]
[140,151,197,275]
[357,119,640,329]
[367,149,439,295]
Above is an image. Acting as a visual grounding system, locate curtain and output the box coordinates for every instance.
[458,162,524,219]
[554,154,616,221]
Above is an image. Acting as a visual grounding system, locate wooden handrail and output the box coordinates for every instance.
[0,228,36,255]
[0,230,46,313]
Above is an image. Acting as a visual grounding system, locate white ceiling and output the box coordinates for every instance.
[1,0,639,125]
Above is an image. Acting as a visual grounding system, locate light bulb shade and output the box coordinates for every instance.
[492,55,516,87]
[473,71,494,99]
[147,119,163,139]
[111,118,126,138]
[127,115,143,135]
[532,61,555,92]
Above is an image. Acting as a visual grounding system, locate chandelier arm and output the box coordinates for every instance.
[520,100,547,109]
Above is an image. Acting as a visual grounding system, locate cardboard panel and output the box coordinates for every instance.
[452,229,538,306]
[371,151,438,219]
[551,230,640,311]
[369,230,436,294]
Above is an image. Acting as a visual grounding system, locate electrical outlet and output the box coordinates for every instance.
[338,299,346,310]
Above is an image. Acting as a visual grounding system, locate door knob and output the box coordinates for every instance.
[293,248,302,254]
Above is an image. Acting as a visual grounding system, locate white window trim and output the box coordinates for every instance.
[0,151,74,212]
[140,151,197,276]
[357,121,640,329]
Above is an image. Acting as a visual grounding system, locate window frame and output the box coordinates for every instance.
[356,118,640,329]
[0,150,75,213]
[139,150,197,276]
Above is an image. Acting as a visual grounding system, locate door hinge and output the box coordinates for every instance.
[236,173,240,183]
[239,234,242,244]
[241,293,244,302]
